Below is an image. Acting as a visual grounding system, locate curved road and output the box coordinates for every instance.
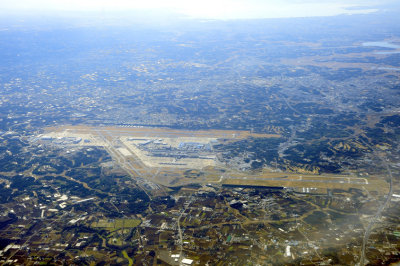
[359,151,394,265]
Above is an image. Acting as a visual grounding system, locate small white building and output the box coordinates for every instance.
[285,245,291,257]
[182,258,193,265]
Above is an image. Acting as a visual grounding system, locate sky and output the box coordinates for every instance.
[0,0,396,19]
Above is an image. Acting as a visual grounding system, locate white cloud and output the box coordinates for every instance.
[0,0,384,19]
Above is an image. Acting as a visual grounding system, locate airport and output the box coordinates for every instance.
[39,125,389,194]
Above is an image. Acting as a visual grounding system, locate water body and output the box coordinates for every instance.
[362,41,400,49]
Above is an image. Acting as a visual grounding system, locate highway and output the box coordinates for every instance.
[360,156,393,265]
[358,136,394,265]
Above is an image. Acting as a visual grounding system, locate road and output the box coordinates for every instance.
[359,159,393,265]
[177,197,193,265]
[359,138,394,266]
[6,212,68,263]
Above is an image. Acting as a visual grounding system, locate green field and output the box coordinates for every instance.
[92,219,141,230]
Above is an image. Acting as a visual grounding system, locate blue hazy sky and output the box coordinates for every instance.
[0,0,397,19]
